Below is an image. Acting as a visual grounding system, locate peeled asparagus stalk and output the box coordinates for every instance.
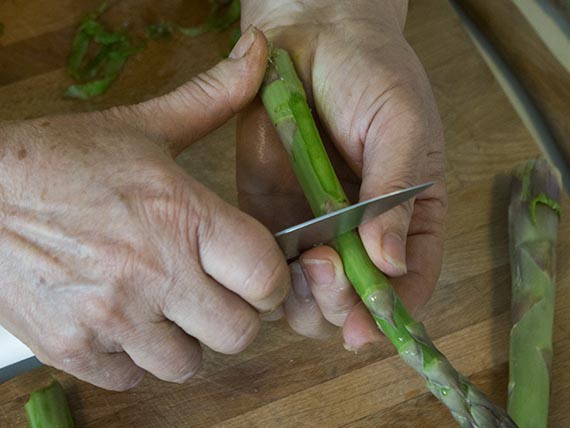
[261,47,516,427]
[508,159,561,427]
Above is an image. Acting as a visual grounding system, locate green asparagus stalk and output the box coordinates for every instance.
[508,160,561,427]
[24,380,74,428]
[261,48,516,427]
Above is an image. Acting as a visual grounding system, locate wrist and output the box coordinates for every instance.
[241,0,408,33]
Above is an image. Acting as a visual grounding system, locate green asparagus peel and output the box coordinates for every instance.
[66,3,143,99]
[529,192,561,225]
[175,0,240,37]
[508,159,561,428]
[146,0,240,57]
[25,380,74,428]
[261,48,516,428]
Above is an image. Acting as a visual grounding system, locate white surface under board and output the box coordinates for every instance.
[0,326,34,370]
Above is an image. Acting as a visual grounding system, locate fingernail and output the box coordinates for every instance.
[229,25,256,59]
[261,305,285,321]
[343,342,373,354]
[291,263,312,302]
[179,370,197,383]
[382,233,407,274]
[302,259,335,286]
[343,343,360,353]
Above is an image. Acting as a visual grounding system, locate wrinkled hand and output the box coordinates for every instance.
[0,29,290,390]
[238,0,447,349]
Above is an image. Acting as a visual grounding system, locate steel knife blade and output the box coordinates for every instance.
[275,182,433,260]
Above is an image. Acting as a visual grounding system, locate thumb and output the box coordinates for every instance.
[359,181,414,277]
[120,26,268,156]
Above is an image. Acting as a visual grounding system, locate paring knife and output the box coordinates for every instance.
[275,182,433,260]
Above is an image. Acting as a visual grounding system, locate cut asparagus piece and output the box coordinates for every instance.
[508,159,561,428]
[25,380,74,428]
[66,3,143,99]
[261,47,516,427]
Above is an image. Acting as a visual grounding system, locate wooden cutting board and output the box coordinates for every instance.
[0,0,569,426]
[460,0,570,178]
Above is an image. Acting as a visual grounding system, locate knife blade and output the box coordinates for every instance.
[275,182,433,260]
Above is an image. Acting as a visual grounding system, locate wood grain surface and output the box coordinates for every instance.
[1,0,569,426]
[461,0,570,168]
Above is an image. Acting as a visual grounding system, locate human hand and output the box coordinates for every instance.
[0,28,290,390]
[237,1,447,349]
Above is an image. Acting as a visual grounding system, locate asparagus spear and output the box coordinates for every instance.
[261,48,516,427]
[25,380,74,428]
[508,159,561,427]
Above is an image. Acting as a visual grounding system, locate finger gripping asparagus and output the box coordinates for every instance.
[508,160,561,428]
[261,48,516,427]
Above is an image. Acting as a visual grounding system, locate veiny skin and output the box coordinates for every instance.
[238,0,447,349]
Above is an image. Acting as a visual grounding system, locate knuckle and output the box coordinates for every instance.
[194,194,218,253]
[414,185,448,232]
[126,160,177,190]
[399,200,415,222]
[95,358,144,392]
[286,312,335,340]
[320,292,355,326]
[362,179,417,223]
[43,334,91,367]
[138,161,182,189]
[327,313,350,328]
[104,243,168,299]
[101,105,134,129]
[170,354,202,383]
[111,371,144,392]
[433,181,449,214]
[186,70,233,113]
[244,244,289,303]
[221,313,260,354]
[128,162,203,234]
[428,195,448,226]
[329,299,355,319]
[81,292,128,332]
[386,178,419,193]
[361,176,417,201]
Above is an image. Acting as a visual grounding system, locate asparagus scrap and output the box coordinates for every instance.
[176,0,240,37]
[508,160,561,428]
[146,0,240,39]
[66,3,143,99]
[67,1,241,99]
[25,380,74,428]
[261,48,516,427]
